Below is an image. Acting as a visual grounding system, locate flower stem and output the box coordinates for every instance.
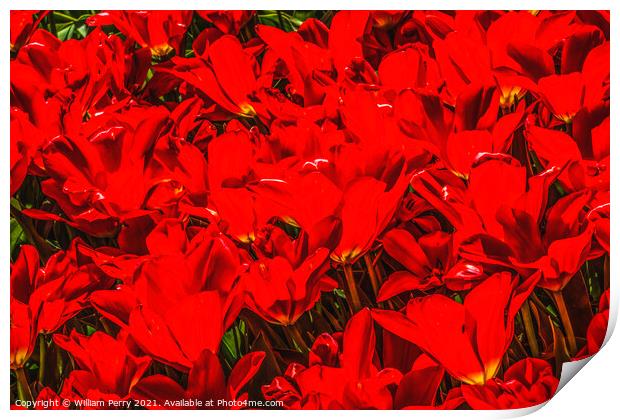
[100,317,113,336]
[604,254,610,290]
[48,11,57,36]
[364,254,380,299]
[520,302,540,357]
[552,290,577,355]
[10,206,55,260]
[15,367,33,402]
[57,348,63,379]
[38,335,46,385]
[343,264,362,313]
[288,323,309,352]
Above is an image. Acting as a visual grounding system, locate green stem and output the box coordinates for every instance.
[100,317,113,336]
[553,290,577,355]
[38,335,46,385]
[48,11,57,36]
[364,254,381,299]
[10,206,55,260]
[52,11,78,22]
[520,302,540,357]
[530,291,560,323]
[512,332,530,359]
[233,322,241,356]
[343,264,362,314]
[288,323,309,352]
[15,367,34,402]
[604,254,610,290]
[276,11,285,29]
[56,348,64,379]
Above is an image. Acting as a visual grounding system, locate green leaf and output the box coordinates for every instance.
[85,324,97,336]
[546,304,559,318]
[10,218,26,254]
[221,326,240,360]
[256,11,300,31]
[75,24,88,39]
[334,288,346,299]
[10,197,22,211]
[57,24,75,41]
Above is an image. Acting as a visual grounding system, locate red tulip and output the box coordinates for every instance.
[10,297,35,370]
[531,40,608,123]
[536,73,585,123]
[332,174,409,264]
[11,387,67,410]
[11,27,150,145]
[91,220,243,370]
[379,44,441,94]
[22,106,208,236]
[194,120,319,243]
[10,242,113,368]
[10,30,95,141]
[413,154,594,291]
[372,271,539,385]
[468,159,593,291]
[588,197,610,253]
[10,11,46,51]
[434,34,493,103]
[576,289,610,359]
[263,309,402,409]
[256,24,332,104]
[397,86,525,178]
[7,9,608,411]
[132,350,264,409]
[525,113,609,196]
[461,358,558,409]
[197,11,254,35]
[10,108,41,195]
[254,139,415,264]
[87,11,193,57]
[242,226,336,325]
[54,330,150,404]
[328,11,370,79]
[161,35,265,118]
[379,228,485,299]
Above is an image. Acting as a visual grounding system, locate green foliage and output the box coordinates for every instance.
[257,10,330,31]
[221,320,247,369]
[10,218,26,258]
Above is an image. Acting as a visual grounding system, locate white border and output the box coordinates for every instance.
[3,2,618,418]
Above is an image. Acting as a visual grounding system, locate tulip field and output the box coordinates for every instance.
[10,10,610,410]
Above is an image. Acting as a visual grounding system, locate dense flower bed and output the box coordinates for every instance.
[10,10,610,410]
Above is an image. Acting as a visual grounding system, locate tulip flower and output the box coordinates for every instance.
[10,11,46,51]
[91,220,243,370]
[263,309,402,409]
[161,35,265,118]
[87,11,193,57]
[412,154,594,292]
[11,242,114,369]
[379,228,485,299]
[22,106,208,236]
[132,350,264,409]
[242,226,336,325]
[197,11,254,35]
[372,272,539,385]
[575,289,610,359]
[54,330,150,404]
[461,358,558,409]
[8,9,609,411]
